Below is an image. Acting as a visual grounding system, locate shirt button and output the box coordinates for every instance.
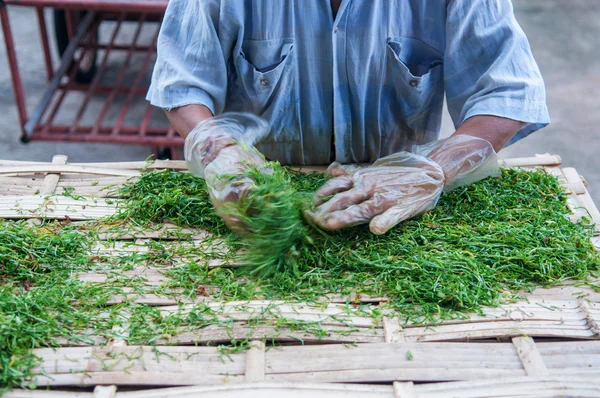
[260,79,268,86]
[333,27,339,34]
[409,79,419,87]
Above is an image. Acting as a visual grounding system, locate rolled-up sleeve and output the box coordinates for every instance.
[444,0,550,144]
[147,0,227,115]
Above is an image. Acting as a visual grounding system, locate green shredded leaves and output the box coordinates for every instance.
[0,221,120,392]
[113,167,599,321]
[216,164,315,276]
[114,169,225,232]
[1,167,599,392]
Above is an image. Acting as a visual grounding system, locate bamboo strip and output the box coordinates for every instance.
[77,269,169,284]
[70,160,188,170]
[266,368,526,383]
[245,341,266,382]
[500,154,562,167]
[27,342,600,387]
[265,343,521,374]
[402,321,595,342]
[83,296,598,342]
[105,292,197,306]
[110,311,130,347]
[39,155,68,195]
[0,165,141,177]
[55,187,120,199]
[0,196,118,220]
[56,177,129,186]
[547,367,600,376]
[575,188,600,228]
[393,382,416,398]
[415,377,600,398]
[578,298,600,337]
[93,386,117,398]
[0,176,43,185]
[3,391,93,397]
[156,324,384,345]
[160,301,381,324]
[94,224,210,241]
[536,340,600,355]
[0,188,42,196]
[6,383,394,398]
[91,241,151,253]
[511,336,549,376]
[562,167,587,195]
[6,378,600,397]
[542,355,600,368]
[383,317,404,343]
[327,292,388,303]
[33,372,244,387]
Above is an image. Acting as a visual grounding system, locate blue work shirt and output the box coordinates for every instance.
[147,0,550,165]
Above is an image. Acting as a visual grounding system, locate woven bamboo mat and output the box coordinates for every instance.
[2,153,600,397]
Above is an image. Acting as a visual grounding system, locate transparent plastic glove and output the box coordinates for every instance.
[184,112,271,229]
[184,112,270,178]
[306,134,499,235]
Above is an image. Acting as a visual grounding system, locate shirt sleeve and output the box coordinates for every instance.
[444,0,550,144]
[146,0,228,115]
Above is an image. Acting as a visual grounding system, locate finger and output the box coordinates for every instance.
[368,207,411,235]
[220,212,249,235]
[310,200,380,231]
[313,187,371,214]
[313,176,354,205]
[207,145,264,179]
[325,162,359,178]
[369,196,439,235]
[216,176,254,204]
[200,134,238,166]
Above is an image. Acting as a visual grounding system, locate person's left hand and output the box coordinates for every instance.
[305,152,445,235]
[305,134,500,234]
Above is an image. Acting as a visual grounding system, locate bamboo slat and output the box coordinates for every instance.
[0,159,188,171]
[48,293,600,348]
[512,336,549,376]
[0,165,140,177]
[0,195,117,219]
[39,155,68,195]
[499,153,562,167]
[6,378,600,398]
[24,341,600,387]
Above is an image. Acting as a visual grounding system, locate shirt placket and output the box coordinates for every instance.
[331,0,353,163]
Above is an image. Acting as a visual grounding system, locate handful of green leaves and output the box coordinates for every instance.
[216,164,315,276]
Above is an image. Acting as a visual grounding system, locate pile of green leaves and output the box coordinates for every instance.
[0,221,120,391]
[115,166,599,322]
[115,169,224,232]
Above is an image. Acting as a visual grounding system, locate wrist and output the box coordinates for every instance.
[417,135,499,191]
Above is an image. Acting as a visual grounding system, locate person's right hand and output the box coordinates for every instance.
[184,112,271,230]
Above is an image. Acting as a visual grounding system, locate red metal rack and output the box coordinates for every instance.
[0,1,183,157]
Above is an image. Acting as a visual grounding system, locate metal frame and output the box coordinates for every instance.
[0,1,182,157]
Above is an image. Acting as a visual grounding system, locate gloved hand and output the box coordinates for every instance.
[184,112,271,229]
[305,134,500,235]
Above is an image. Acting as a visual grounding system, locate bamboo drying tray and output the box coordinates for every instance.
[1,154,599,397]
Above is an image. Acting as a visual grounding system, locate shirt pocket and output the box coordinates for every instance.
[228,38,296,138]
[381,37,444,144]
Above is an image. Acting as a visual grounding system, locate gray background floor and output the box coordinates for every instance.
[1,0,599,200]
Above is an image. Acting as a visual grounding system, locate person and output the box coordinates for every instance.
[147,0,549,235]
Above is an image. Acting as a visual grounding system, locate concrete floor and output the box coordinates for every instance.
[1,1,599,200]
